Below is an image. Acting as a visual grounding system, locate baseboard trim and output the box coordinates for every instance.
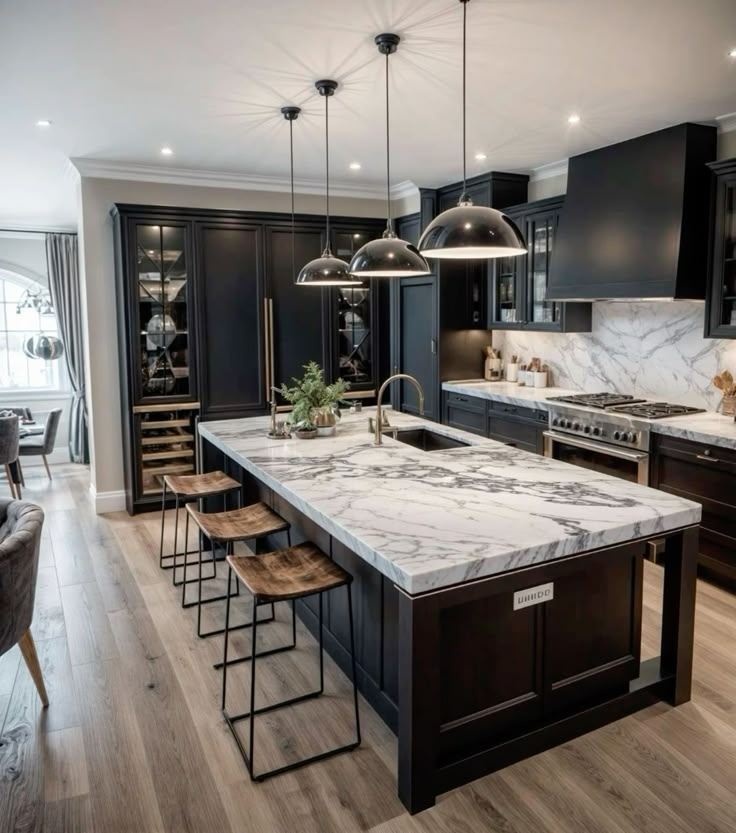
[90,484,127,514]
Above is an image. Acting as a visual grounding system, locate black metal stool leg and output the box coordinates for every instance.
[222,565,233,711]
[158,480,167,569]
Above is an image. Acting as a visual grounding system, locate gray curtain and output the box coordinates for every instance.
[45,233,89,464]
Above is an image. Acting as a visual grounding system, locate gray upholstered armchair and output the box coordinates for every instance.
[0,498,48,706]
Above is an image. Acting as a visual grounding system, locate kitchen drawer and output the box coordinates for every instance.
[488,400,548,426]
[446,405,486,436]
[487,415,541,454]
[445,391,486,413]
[654,434,736,474]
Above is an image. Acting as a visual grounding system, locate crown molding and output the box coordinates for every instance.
[0,223,76,234]
[529,159,569,181]
[716,112,736,133]
[390,180,419,201]
[70,157,414,202]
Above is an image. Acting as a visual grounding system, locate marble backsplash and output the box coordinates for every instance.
[492,301,736,410]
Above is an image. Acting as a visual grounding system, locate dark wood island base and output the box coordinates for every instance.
[206,443,699,815]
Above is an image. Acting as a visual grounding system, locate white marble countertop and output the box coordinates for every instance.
[199,409,700,595]
[444,380,736,450]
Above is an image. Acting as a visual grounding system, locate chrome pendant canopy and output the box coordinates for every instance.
[349,34,430,278]
[297,80,361,286]
[418,0,527,260]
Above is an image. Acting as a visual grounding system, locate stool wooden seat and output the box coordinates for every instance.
[164,470,240,499]
[186,502,288,543]
[227,544,351,603]
[158,470,242,581]
[222,541,360,782]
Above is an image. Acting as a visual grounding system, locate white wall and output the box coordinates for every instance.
[0,232,72,461]
[78,177,388,511]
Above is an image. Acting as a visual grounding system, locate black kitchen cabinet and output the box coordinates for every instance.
[441,391,547,454]
[489,197,591,333]
[113,204,385,513]
[195,222,266,419]
[705,158,736,338]
[651,434,736,589]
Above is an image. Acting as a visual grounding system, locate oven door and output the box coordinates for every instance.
[543,431,650,485]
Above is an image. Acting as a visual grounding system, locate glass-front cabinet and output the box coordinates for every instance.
[134,224,193,399]
[489,197,590,333]
[330,229,380,393]
[706,159,736,338]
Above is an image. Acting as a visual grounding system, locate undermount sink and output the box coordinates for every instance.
[394,428,471,452]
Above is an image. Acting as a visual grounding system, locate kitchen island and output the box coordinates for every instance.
[199,409,701,813]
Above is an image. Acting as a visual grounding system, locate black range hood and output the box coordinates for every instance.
[547,122,716,301]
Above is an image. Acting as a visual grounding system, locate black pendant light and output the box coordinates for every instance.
[281,105,301,281]
[349,34,431,278]
[418,0,527,260]
[297,80,362,286]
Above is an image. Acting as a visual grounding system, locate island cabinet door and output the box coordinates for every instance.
[542,544,644,716]
[436,590,545,764]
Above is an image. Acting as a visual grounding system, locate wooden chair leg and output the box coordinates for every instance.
[4,464,17,499]
[17,458,25,486]
[18,629,49,707]
[42,454,52,480]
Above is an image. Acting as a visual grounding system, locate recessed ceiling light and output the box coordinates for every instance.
[474,152,487,161]
[567,114,581,125]
[349,162,361,170]
[729,48,736,58]
[160,146,173,156]
[36,119,52,127]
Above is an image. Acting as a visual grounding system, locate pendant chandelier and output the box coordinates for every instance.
[418,0,527,260]
[349,34,430,278]
[296,80,362,286]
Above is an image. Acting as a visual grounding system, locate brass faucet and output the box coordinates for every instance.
[374,374,424,446]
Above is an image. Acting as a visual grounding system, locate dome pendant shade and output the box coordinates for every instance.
[418,200,527,259]
[296,247,357,286]
[349,32,431,279]
[349,234,431,277]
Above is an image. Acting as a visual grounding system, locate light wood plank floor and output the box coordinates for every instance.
[2,463,736,832]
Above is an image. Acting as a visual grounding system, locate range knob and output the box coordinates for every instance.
[623,431,637,444]
[583,425,591,434]
[552,417,560,427]
[572,422,580,431]
[562,419,571,429]
[613,430,622,441]
[592,426,602,437]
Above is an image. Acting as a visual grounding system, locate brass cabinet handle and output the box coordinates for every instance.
[696,452,720,463]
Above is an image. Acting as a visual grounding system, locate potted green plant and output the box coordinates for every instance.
[276,362,350,438]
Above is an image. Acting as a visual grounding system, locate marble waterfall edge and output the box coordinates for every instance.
[199,411,700,595]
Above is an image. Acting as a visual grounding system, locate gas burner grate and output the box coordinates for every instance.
[607,402,706,419]
[547,393,647,409]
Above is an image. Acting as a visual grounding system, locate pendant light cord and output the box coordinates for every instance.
[461,0,468,202]
[385,51,393,235]
[289,116,295,277]
[324,91,331,252]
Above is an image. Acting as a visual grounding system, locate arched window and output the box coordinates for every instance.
[0,269,66,391]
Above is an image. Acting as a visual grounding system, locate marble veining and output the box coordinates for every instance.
[199,410,700,595]
[493,300,736,411]
[443,381,736,450]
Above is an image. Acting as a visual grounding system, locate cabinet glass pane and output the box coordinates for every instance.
[720,184,736,328]
[337,286,372,385]
[494,255,520,323]
[528,216,561,325]
[136,224,190,397]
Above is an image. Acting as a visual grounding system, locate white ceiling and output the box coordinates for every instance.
[1,0,736,228]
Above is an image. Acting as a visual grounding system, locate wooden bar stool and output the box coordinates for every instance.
[158,471,241,588]
[221,542,361,782]
[185,502,291,639]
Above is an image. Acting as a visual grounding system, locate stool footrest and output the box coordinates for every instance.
[213,640,295,670]
[197,607,275,638]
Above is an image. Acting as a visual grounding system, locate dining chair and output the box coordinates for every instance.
[0,415,20,499]
[18,409,62,480]
[0,497,48,706]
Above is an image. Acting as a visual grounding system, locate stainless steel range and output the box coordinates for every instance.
[543,392,705,486]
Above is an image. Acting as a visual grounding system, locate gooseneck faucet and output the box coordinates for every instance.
[374,374,424,446]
